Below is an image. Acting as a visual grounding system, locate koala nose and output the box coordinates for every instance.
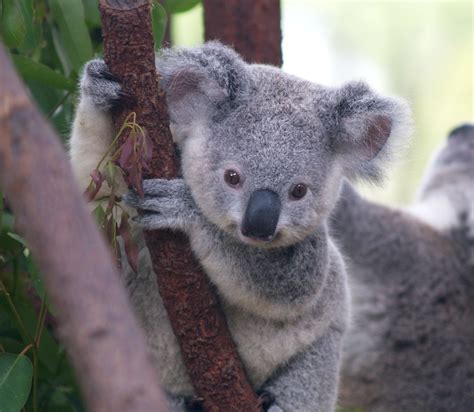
[242,189,281,241]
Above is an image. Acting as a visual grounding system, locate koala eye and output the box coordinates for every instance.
[224,169,241,186]
[290,183,307,200]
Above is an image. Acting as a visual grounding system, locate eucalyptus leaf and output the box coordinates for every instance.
[10,303,60,374]
[47,0,93,72]
[82,0,101,28]
[0,353,33,412]
[0,338,24,355]
[0,0,27,48]
[12,55,75,91]
[152,2,168,46]
[6,232,27,248]
[165,0,201,14]
[16,0,44,55]
[93,205,106,227]
[0,192,3,233]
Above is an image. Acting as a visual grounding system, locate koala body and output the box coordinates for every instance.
[69,42,410,411]
[333,124,474,412]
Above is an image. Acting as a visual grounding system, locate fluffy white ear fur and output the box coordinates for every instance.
[333,81,412,182]
[155,41,251,140]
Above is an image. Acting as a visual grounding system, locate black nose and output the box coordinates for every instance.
[241,189,281,241]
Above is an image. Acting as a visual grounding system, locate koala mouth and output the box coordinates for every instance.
[238,230,282,247]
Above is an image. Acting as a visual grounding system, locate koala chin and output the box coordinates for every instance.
[69,42,411,412]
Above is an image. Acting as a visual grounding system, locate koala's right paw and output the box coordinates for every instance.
[80,59,131,110]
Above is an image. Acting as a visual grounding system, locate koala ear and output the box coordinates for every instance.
[329,81,412,181]
[156,41,251,140]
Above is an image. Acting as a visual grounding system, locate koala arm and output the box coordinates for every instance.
[124,178,202,234]
[262,327,343,412]
[69,59,127,196]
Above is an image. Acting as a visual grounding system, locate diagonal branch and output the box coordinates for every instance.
[0,43,168,412]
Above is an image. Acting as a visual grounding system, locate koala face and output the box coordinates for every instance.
[179,68,345,247]
[158,42,411,248]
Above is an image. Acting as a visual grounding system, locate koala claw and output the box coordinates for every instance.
[80,59,127,110]
[123,178,198,232]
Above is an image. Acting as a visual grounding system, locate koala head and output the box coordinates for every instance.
[157,42,411,248]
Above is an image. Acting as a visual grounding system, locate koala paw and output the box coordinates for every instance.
[123,178,198,232]
[257,389,282,412]
[80,59,133,110]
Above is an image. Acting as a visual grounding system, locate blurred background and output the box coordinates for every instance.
[173,0,473,205]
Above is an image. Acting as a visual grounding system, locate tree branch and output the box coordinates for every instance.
[99,1,261,410]
[203,0,282,66]
[0,44,168,412]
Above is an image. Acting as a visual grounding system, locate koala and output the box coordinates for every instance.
[69,42,411,412]
[332,123,474,412]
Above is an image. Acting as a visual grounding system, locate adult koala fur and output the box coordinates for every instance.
[69,42,411,411]
[333,124,474,412]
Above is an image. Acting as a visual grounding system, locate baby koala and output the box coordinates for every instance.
[69,42,411,411]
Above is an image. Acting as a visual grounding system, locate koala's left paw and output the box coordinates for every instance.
[123,178,197,232]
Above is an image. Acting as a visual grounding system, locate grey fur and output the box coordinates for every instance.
[79,59,122,109]
[332,124,474,412]
[71,42,411,411]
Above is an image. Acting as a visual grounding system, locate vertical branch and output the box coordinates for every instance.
[99,1,261,411]
[0,44,168,412]
[203,0,282,66]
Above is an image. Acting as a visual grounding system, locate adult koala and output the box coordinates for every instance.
[334,124,474,412]
[69,42,411,411]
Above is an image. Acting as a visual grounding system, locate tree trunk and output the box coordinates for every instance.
[99,1,261,411]
[203,0,282,66]
[0,44,168,412]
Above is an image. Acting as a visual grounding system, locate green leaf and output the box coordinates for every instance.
[48,0,93,73]
[14,304,60,374]
[152,2,168,46]
[0,338,24,355]
[6,232,27,248]
[0,191,3,233]
[12,55,75,91]
[26,79,64,119]
[16,0,44,55]
[0,299,60,375]
[165,0,201,14]
[82,0,101,28]
[0,231,24,257]
[93,204,106,227]
[0,0,27,48]
[25,256,56,316]
[0,353,33,412]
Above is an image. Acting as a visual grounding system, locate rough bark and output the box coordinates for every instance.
[203,0,282,66]
[0,44,167,412]
[99,1,261,411]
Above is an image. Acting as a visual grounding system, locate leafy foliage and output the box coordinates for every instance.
[0,0,201,410]
[0,353,33,412]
